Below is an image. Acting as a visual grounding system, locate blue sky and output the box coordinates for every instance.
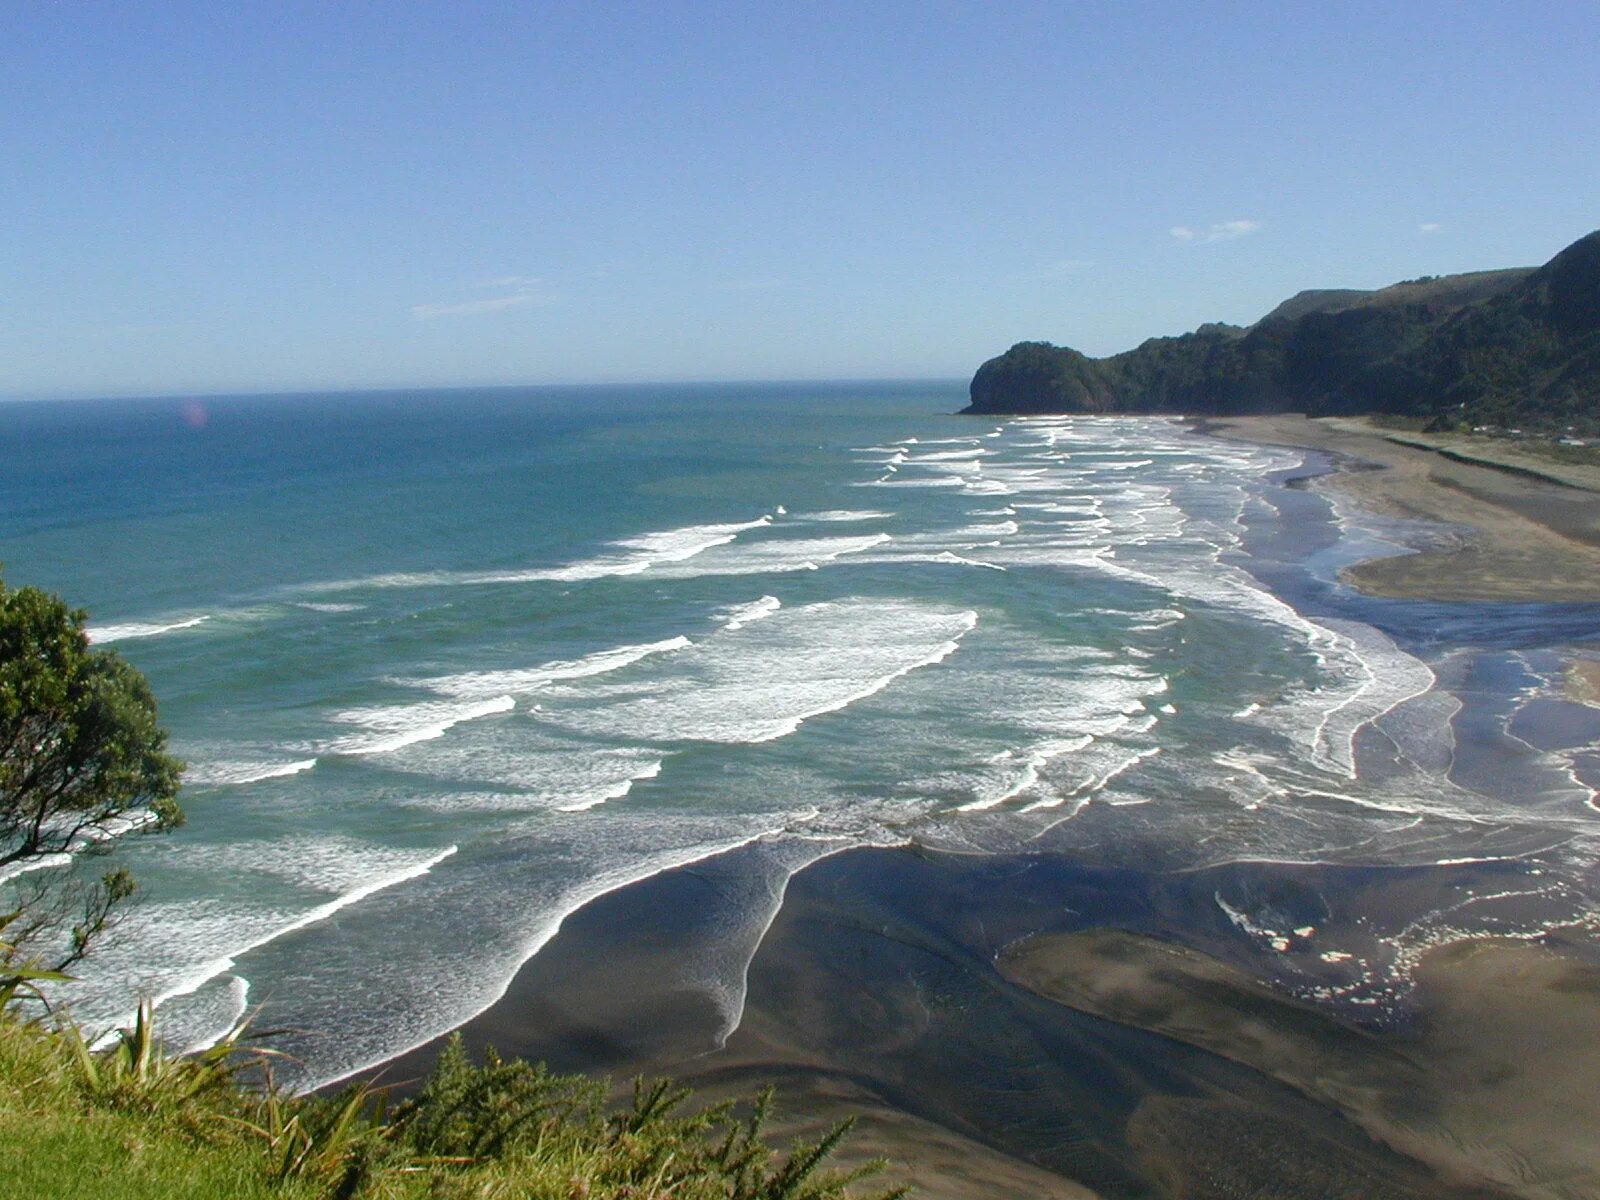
[3,1,1596,398]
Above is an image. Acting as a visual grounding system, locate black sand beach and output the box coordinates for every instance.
[370,839,1600,1198]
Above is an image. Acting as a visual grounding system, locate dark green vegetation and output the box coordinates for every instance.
[967,230,1600,434]
[1,571,184,985]
[0,1006,901,1200]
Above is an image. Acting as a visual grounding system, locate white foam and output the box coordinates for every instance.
[956,736,1095,811]
[385,738,667,812]
[309,516,773,591]
[698,837,858,1046]
[149,846,458,1011]
[60,407,1582,1087]
[655,532,891,578]
[1096,458,1155,471]
[0,809,163,883]
[78,844,459,1049]
[855,474,968,488]
[960,478,1017,496]
[911,519,1017,541]
[185,758,317,787]
[414,638,691,700]
[543,600,978,745]
[1242,618,1439,777]
[718,595,782,630]
[1019,744,1162,812]
[303,819,811,1093]
[929,551,1007,571]
[792,509,893,522]
[326,695,515,756]
[171,974,252,1055]
[554,760,664,812]
[910,448,994,462]
[0,851,74,884]
[1019,472,1445,783]
[87,615,210,643]
[596,517,775,573]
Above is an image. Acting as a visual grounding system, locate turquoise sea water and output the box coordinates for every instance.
[3,381,1598,1088]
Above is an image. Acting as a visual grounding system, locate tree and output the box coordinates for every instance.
[0,572,183,993]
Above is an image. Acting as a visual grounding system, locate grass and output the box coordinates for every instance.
[0,1002,906,1200]
[0,1013,322,1200]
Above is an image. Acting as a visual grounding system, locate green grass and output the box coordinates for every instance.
[0,1014,321,1200]
[0,1005,905,1200]
[0,1098,316,1200]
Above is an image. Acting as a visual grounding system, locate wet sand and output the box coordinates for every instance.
[369,844,1109,1198]
[1002,929,1600,1199]
[1201,415,1600,603]
[1569,658,1600,707]
[371,845,1598,1199]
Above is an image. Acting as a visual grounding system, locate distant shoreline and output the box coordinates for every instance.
[1196,413,1600,604]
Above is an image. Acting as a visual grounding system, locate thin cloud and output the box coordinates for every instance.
[1170,219,1260,244]
[411,275,551,320]
[411,292,548,320]
[1419,222,1442,234]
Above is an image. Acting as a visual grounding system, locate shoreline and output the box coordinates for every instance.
[1197,413,1600,603]
[360,841,1600,1199]
[1568,657,1600,708]
[343,412,1600,1198]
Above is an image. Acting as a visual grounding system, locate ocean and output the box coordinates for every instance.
[3,380,1598,1090]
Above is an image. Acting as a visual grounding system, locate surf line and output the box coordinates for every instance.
[91,846,460,1052]
[301,822,825,1094]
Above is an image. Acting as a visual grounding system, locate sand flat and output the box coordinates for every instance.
[685,1071,1105,1200]
[1204,414,1600,602]
[1002,928,1600,1200]
[368,844,1600,1198]
[1568,658,1600,707]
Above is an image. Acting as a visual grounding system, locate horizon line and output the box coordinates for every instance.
[0,374,971,407]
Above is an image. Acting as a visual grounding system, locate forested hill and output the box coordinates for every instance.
[965,230,1600,434]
